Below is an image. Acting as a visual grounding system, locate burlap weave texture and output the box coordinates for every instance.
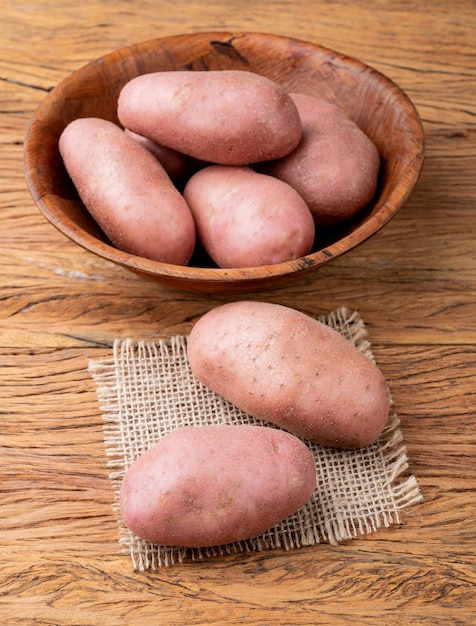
[88,307,422,570]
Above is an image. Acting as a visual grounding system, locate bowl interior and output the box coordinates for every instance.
[24,31,424,292]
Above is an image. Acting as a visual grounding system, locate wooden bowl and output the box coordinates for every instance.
[24,31,424,293]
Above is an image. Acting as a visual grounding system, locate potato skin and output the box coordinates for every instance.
[124,128,204,187]
[259,93,380,226]
[119,424,316,547]
[59,117,196,265]
[117,70,302,165]
[183,165,315,268]
[187,301,390,449]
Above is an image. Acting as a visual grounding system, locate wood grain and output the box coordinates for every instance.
[1,1,475,624]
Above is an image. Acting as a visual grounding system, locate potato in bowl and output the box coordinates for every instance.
[23,31,424,293]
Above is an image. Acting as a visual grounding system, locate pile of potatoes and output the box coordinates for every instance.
[119,301,390,548]
[59,71,387,548]
[59,69,380,269]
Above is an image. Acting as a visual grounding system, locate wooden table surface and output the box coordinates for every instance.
[1,1,475,624]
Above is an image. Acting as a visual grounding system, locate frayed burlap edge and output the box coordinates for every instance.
[88,307,422,570]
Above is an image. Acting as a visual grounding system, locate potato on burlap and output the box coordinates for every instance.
[187,301,390,449]
[119,424,316,547]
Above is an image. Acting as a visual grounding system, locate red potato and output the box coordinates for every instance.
[117,70,302,165]
[259,93,380,226]
[183,165,315,268]
[119,424,316,547]
[187,301,390,449]
[59,117,196,265]
[124,128,204,186]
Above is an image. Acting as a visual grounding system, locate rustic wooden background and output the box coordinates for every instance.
[1,1,475,624]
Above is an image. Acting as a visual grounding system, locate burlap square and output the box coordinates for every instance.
[88,307,422,570]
